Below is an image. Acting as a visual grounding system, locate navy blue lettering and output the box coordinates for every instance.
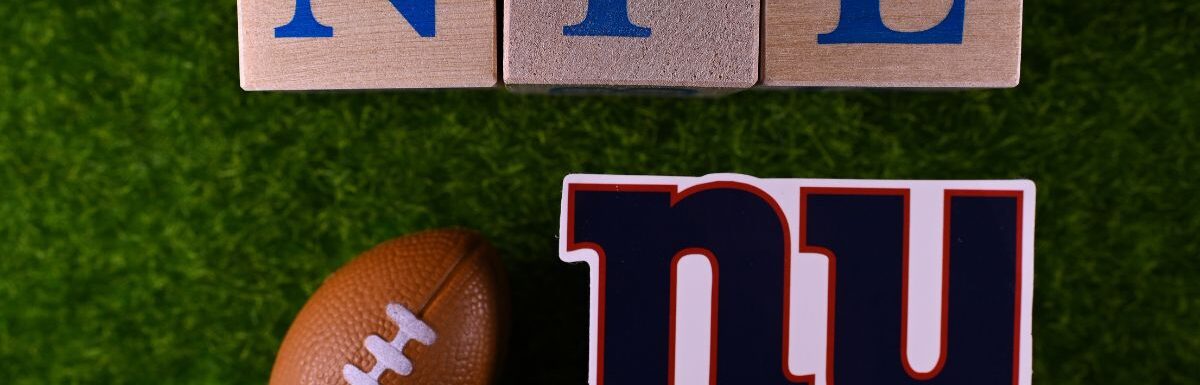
[569,185,796,384]
[802,191,1018,385]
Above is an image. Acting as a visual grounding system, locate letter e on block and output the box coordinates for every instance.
[762,0,1023,88]
[238,0,497,90]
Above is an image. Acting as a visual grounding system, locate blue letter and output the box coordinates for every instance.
[275,0,333,38]
[388,0,437,37]
[563,0,651,37]
[275,0,436,39]
[818,0,965,44]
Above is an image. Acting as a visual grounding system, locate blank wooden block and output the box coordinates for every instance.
[762,0,1022,88]
[503,0,760,94]
[238,0,497,90]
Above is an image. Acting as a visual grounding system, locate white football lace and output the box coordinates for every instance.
[343,303,437,385]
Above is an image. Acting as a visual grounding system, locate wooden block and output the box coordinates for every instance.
[762,0,1022,88]
[503,0,760,94]
[238,0,497,90]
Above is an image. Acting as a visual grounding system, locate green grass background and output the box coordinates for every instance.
[2,0,1198,383]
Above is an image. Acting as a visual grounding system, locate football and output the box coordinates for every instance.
[270,229,508,385]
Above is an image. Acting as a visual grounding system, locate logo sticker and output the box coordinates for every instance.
[558,174,1035,385]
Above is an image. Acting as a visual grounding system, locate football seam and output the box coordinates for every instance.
[413,235,484,317]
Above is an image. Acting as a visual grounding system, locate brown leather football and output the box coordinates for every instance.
[270,229,508,385]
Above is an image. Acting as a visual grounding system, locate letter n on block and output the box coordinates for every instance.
[503,0,760,95]
[761,0,1022,88]
[238,0,497,90]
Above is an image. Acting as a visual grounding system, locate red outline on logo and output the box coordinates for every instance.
[669,248,719,385]
[566,181,802,385]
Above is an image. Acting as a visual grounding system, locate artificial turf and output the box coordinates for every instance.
[1,0,1198,383]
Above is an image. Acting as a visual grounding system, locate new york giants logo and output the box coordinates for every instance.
[344,303,437,385]
[559,174,1034,385]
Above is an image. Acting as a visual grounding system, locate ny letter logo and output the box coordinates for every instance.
[559,174,1034,385]
[276,0,436,38]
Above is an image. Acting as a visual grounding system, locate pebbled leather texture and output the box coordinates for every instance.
[270,229,509,385]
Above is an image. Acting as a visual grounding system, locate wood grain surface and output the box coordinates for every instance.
[238,0,497,90]
[762,0,1022,88]
[503,0,759,93]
